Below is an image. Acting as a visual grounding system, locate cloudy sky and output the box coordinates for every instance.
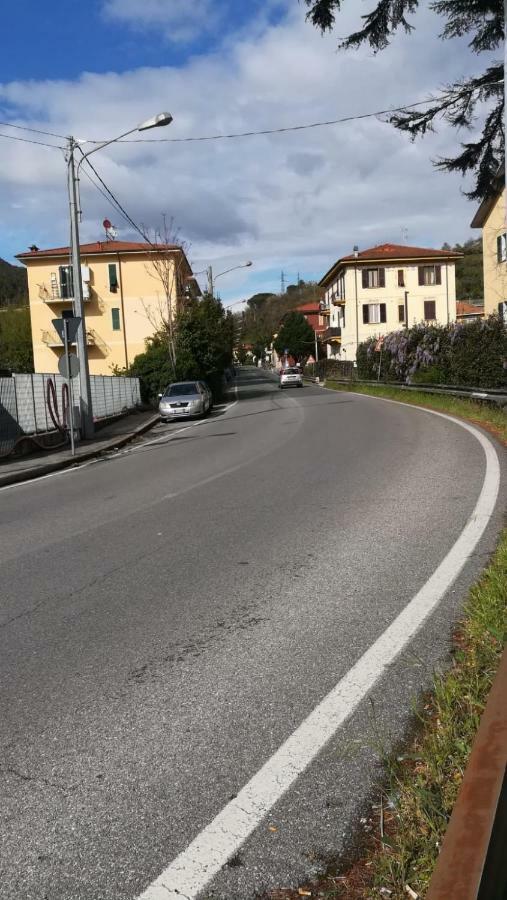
[0,0,490,304]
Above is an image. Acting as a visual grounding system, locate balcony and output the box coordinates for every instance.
[41,329,97,349]
[331,296,345,306]
[319,303,331,317]
[322,326,342,343]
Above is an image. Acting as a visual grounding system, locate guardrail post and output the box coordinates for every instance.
[426,647,507,899]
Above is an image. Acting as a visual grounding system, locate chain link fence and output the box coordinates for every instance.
[0,373,141,456]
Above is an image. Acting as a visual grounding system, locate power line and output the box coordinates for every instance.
[0,131,64,150]
[78,151,161,251]
[0,120,68,140]
[92,90,489,145]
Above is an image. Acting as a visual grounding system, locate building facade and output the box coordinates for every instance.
[471,185,507,318]
[318,243,460,362]
[17,241,199,375]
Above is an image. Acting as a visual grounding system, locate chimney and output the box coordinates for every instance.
[353,245,359,258]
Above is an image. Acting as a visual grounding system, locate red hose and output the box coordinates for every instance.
[46,378,70,434]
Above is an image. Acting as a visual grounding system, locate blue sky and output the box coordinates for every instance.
[0,1,482,303]
[1,0,285,81]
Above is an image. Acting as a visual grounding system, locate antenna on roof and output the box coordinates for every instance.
[103,219,117,241]
[401,226,409,244]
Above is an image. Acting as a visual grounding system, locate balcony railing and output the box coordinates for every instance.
[38,285,90,304]
[322,326,342,342]
[41,329,97,349]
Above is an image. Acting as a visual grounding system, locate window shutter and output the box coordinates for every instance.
[362,304,369,324]
[361,269,368,289]
[424,300,436,320]
[111,308,121,330]
[418,266,424,286]
[435,265,441,285]
[398,270,404,287]
[398,305,405,322]
[108,263,118,292]
[498,236,503,262]
[380,304,386,323]
[379,268,385,288]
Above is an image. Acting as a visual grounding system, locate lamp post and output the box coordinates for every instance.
[207,261,253,298]
[67,112,173,438]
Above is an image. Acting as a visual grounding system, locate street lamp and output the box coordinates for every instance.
[207,261,253,298]
[67,112,173,438]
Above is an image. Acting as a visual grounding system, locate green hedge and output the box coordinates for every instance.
[304,358,356,380]
[357,316,507,388]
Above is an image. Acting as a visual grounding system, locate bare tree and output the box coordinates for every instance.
[140,215,191,372]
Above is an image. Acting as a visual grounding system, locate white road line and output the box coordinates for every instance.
[137,408,501,900]
[0,392,240,493]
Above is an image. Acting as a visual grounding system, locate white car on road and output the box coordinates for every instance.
[279,367,303,389]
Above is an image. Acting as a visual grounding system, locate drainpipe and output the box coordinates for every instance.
[117,253,128,369]
[353,245,359,361]
[445,261,450,323]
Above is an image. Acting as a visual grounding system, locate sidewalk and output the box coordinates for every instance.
[0,409,159,488]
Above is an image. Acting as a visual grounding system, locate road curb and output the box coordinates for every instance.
[0,413,160,488]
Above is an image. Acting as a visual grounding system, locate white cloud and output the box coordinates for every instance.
[0,3,486,299]
[102,0,219,43]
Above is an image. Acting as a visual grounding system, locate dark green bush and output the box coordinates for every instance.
[357,316,506,388]
[305,358,356,380]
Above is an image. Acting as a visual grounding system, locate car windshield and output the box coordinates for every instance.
[165,383,198,397]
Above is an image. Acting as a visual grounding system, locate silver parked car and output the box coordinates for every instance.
[158,381,213,421]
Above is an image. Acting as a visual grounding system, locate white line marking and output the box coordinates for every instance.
[0,393,240,493]
[137,407,501,900]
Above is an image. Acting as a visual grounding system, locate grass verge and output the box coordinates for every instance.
[265,383,506,900]
[324,381,507,445]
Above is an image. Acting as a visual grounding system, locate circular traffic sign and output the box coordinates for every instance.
[58,353,80,379]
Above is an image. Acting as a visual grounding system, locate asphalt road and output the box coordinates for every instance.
[0,368,504,900]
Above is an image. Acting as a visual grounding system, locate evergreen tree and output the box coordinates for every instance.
[304,0,503,200]
[0,307,33,373]
[273,311,316,360]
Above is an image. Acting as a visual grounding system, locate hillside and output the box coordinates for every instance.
[444,239,483,302]
[0,258,28,307]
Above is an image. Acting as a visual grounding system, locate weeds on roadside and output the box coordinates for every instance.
[326,382,507,444]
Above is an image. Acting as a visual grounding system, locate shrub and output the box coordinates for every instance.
[305,358,356,380]
[356,316,507,388]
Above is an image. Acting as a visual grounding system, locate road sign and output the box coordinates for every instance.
[52,316,81,345]
[58,352,80,379]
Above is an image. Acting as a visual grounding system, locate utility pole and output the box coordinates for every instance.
[281,271,286,295]
[207,265,214,298]
[504,0,506,235]
[67,137,94,438]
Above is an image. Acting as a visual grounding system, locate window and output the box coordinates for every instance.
[58,265,74,299]
[111,308,121,331]
[497,234,507,263]
[418,265,441,286]
[362,303,386,324]
[397,269,405,287]
[108,263,119,293]
[424,300,436,320]
[398,304,405,323]
[361,268,385,289]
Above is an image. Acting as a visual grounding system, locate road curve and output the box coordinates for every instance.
[0,368,504,900]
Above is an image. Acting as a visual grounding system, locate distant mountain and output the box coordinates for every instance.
[0,258,28,307]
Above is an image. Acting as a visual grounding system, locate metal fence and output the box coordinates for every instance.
[0,373,141,455]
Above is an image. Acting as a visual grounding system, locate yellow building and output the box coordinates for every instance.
[319,243,461,362]
[16,240,199,375]
[471,182,507,318]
